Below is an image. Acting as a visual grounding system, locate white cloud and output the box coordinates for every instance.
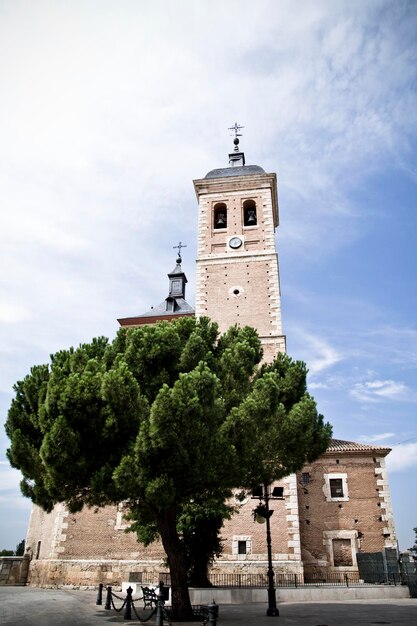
[0,465,23,491]
[298,333,343,376]
[386,443,417,473]
[308,381,330,390]
[350,379,414,403]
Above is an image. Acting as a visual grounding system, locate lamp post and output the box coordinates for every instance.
[252,484,284,617]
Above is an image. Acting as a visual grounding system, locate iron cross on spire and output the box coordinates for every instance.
[228,122,244,138]
[228,122,244,152]
[173,241,187,261]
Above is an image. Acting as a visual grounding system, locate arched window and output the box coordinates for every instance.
[213,202,227,229]
[243,199,257,227]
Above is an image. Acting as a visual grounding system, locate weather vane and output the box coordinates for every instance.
[228,122,244,151]
[173,241,187,261]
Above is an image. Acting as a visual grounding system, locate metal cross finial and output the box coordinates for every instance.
[173,241,187,261]
[228,122,244,138]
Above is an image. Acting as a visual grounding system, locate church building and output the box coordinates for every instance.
[24,134,398,586]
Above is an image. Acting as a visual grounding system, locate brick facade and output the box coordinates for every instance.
[297,441,397,575]
[193,170,286,360]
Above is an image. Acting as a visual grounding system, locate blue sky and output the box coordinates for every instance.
[0,0,416,552]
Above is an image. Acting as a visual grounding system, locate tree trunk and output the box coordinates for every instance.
[188,561,212,588]
[158,508,194,621]
[186,515,223,587]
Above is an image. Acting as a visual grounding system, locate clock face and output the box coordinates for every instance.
[229,236,243,249]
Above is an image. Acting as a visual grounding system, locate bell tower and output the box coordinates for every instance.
[193,127,286,362]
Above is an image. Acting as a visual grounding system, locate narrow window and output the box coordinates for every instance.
[213,203,227,229]
[330,478,344,498]
[36,541,41,560]
[238,540,247,555]
[243,199,257,226]
[301,472,310,485]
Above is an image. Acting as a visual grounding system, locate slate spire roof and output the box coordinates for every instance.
[118,253,195,327]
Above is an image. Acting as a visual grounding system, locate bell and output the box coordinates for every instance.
[246,210,256,225]
[216,213,226,227]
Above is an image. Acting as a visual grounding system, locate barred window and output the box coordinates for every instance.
[330,478,344,498]
[301,472,310,485]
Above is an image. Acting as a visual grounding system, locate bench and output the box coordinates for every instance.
[141,585,158,609]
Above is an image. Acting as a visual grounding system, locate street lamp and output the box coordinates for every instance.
[252,484,284,617]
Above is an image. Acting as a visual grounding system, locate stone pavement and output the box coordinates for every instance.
[0,587,416,625]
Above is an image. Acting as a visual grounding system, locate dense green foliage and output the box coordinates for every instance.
[5,317,331,619]
[15,539,25,556]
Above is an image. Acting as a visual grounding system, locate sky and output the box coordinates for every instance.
[0,0,416,554]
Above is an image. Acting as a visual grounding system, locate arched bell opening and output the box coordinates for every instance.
[243,199,257,227]
[213,202,227,229]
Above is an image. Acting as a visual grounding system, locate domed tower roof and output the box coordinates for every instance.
[205,122,265,179]
[205,164,265,179]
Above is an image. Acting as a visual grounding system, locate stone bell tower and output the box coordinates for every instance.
[193,125,286,362]
[193,128,302,575]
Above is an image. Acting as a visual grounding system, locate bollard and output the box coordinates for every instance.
[105,585,112,610]
[96,582,103,605]
[155,581,165,626]
[124,586,133,620]
[208,600,218,626]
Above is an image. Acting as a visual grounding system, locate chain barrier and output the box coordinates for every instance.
[97,581,218,625]
[101,584,162,626]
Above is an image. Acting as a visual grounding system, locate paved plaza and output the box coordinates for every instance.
[0,587,416,625]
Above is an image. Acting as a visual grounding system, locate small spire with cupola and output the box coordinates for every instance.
[117,242,195,327]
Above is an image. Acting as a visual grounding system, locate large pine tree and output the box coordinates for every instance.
[6,317,331,620]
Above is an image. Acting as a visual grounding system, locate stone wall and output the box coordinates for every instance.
[0,557,29,585]
[28,558,166,588]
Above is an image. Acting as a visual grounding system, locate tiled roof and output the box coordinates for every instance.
[118,312,194,327]
[327,438,391,454]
